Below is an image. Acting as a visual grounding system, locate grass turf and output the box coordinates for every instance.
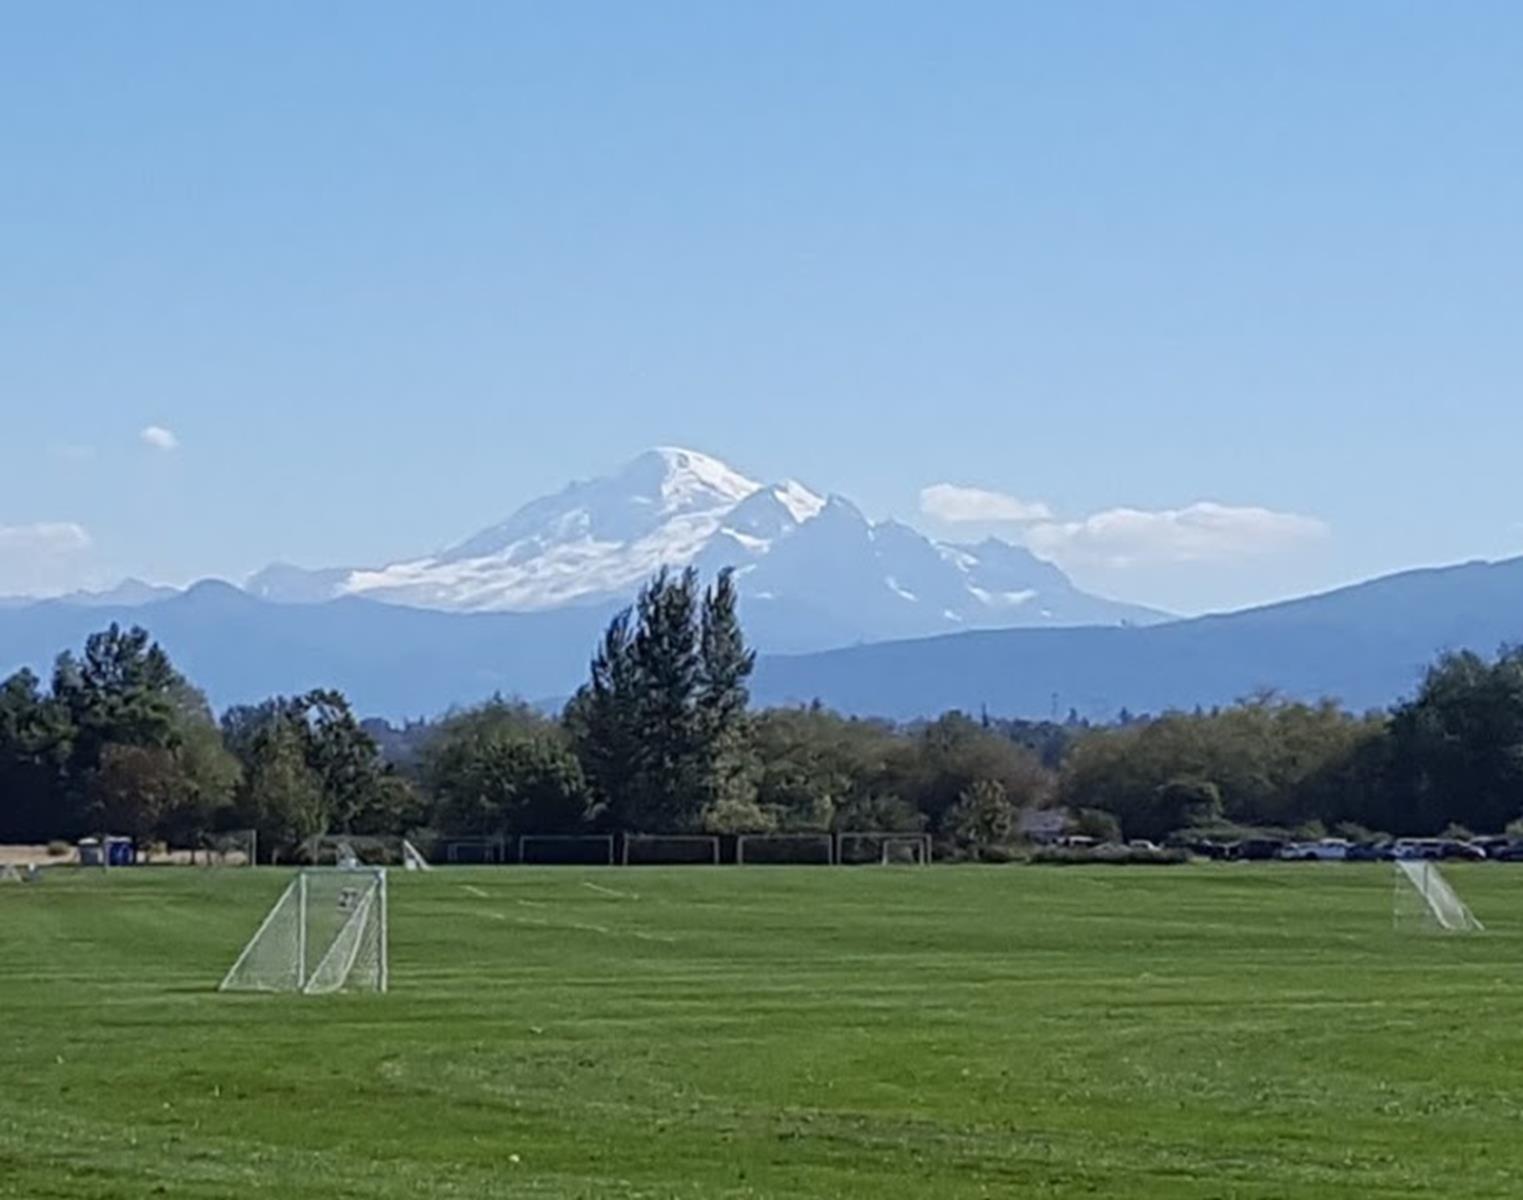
[2,863,1520,1198]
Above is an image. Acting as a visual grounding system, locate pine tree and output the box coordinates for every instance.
[565,609,642,826]
[568,567,760,833]
[629,568,704,830]
[697,568,760,824]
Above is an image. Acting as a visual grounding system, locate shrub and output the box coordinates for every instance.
[46,841,71,858]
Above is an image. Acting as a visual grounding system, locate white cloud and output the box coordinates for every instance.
[140,424,180,451]
[0,522,94,595]
[1022,502,1329,569]
[0,521,92,555]
[920,483,1053,524]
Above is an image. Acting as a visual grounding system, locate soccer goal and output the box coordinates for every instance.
[0,864,24,883]
[736,833,835,865]
[836,831,933,865]
[298,834,429,870]
[518,834,616,865]
[1393,859,1484,933]
[443,835,508,864]
[621,834,721,866]
[219,868,388,994]
[199,828,257,867]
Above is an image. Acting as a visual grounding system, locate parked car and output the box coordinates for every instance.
[1278,838,1351,862]
[1437,840,1486,861]
[1489,840,1523,862]
[1393,839,1442,860]
[1127,839,1162,853]
[1231,838,1286,861]
[1345,842,1394,862]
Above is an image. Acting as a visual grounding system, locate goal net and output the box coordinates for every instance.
[1393,860,1483,933]
[220,869,389,994]
[0,864,24,883]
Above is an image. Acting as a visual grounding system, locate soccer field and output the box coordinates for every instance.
[2,865,1519,1199]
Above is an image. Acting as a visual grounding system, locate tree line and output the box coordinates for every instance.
[4,569,1523,858]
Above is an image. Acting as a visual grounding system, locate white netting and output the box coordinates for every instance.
[1393,860,1483,933]
[220,869,387,993]
[0,864,24,883]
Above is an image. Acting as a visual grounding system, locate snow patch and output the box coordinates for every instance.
[968,585,1038,609]
[772,480,826,523]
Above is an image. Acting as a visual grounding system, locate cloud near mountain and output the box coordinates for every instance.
[919,482,1328,570]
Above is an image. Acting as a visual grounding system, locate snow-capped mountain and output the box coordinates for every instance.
[246,448,1166,646]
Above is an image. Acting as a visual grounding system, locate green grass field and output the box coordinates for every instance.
[3,864,1520,1198]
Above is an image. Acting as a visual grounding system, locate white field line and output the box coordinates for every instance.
[498,910,676,945]
[583,881,640,901]
[461,885,490,899]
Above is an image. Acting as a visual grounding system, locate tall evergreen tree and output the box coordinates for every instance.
[630,568,705,829]
[565,608,642,825]
[697,567,761,824]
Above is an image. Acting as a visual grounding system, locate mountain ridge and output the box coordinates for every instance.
[3,553,1523,720]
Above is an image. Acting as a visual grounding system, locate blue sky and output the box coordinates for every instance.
[3,1,1521,614]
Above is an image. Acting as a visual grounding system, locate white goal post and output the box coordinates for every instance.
[220,868,389,994]
[1393,859,1484,933]
[736,833,835,865]
[836,831,932,865]
[621,834,721,866]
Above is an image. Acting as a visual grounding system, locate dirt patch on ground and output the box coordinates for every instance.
[0,844,76,867]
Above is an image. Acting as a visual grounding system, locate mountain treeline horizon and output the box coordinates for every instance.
[5,566,1523,860]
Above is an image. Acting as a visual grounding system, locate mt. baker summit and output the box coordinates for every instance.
[247,448,1164,646]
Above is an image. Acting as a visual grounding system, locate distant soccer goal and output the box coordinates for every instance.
[736,833,835,865]
[199,828,257,867]
[519,834,616,866]
[0,864,24,883]
[621,834,720,866]
[443,836,508,864]
[220,868,388,994]
[299,834,429,870]
[1393,860,1484,933]
[836,831,932,865]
